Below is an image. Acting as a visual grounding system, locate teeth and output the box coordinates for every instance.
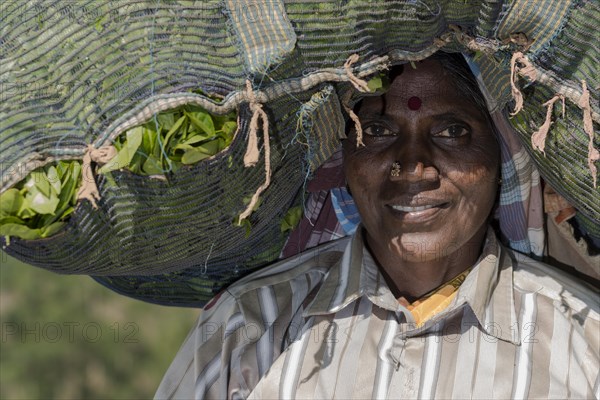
[391,204,437,212]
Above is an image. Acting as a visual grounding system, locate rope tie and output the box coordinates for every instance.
[342,53,370,148]
[509,52,537,116]
[339,89,365,148]
[77,144,117,209]
[579,80,599,188]
[343,104,365,148]
[344,54,370,93]
[239,80,271,221]
[531,94,565,154]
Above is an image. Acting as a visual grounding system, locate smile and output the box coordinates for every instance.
[386,201,449,222]
[390,204,438,212]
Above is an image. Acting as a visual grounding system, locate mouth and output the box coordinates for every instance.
[386,201,450,222]
[390,204,442,212]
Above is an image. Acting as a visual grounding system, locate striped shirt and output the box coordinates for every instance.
[155,228,600,399]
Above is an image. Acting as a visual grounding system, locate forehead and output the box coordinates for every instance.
[388,60,458,100]
[359,59,481,115]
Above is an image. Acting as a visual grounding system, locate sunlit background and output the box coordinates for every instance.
[0,251,199,399]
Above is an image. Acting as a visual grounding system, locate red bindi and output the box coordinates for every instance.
[407,96,422,110]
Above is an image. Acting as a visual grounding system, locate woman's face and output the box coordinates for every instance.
[344,59,500,264]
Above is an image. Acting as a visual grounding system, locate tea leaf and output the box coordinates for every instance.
[142,155,166,175]
[27,171,52,198]
[163,115,187,156]
[100,126,143,173]
[181,148,211,164]
[27,192,60,215]
[157,113,175,130]
[233,216,252,238]
[196,140,220,156]
[46,166,62,195]
[182,135,212,146]
[281,206,303,233]
[186,111,215,135]
[0,189,25,217]
[41,222,65,238]
[0,223,42,240]
[367,75,383,92]
[221,121,237,138]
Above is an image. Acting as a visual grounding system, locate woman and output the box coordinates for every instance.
[155,54,599,399]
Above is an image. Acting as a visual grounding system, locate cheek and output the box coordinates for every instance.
[447,163,499,215]
[344,148,389,185]
[443,141,500,190]
[344,156,384,215]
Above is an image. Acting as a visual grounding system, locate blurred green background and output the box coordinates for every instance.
[0,251,199,399]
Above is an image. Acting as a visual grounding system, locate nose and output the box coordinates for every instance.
[388,137,439,183]
[390,161,439,183]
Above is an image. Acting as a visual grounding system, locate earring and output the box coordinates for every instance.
[390,162,402,177]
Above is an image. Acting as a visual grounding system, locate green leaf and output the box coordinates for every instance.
[196,140,220,156]
[41,222,65,238]
[141,126,156,158]
[157,113,175,130]
[27,171,52,198]
[216,138,227,152]
[27,192,60,215]
[142,155,166,175]
[99,126,144,173]
[281,206,303,233]
[17,205,37,219]
[68,162,82,203]
[367,75,383,92]
[233,216,252,238]
[0,216,26,225]
[46,166,62,195]
[56,161,71,180]
[181,148,211,164]
[221,121,237,140]
[0,189,25,217]
[58,165,72,189]
[60,207,75,220]
[186,111,215,135]
[181,134,212,146]
[0,223,42,240]
[173,143,194,151]
[162,115,187,159]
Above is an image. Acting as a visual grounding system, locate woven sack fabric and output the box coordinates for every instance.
[0,0,598,307]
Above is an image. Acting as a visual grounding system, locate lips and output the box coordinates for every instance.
[386,195,450,211]
[390,204,440,212]
[386,198,450,222]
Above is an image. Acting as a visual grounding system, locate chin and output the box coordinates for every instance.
[388,231,466,262]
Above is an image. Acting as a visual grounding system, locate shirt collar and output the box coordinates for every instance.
[451,230,520,344]
[303,228,398,316]
[303,227,520,344]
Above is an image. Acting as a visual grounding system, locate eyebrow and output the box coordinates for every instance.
[430,110,486,124]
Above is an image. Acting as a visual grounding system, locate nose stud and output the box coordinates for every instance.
[390,162,402,177]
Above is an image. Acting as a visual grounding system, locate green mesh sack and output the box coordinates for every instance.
[1,0,598,307]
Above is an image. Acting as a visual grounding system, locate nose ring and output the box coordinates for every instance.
[390,162,402,177]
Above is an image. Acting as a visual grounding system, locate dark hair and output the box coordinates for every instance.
[427,52,491,123]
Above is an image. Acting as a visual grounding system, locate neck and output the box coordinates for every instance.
[364,227,487,302]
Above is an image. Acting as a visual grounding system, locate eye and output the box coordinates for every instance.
[435,124,469,138]
[364,123,394,137]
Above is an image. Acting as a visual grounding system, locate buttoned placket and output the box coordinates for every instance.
[386,301,470,399]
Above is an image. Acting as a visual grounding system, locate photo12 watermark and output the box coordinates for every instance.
[1,321,139,344]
